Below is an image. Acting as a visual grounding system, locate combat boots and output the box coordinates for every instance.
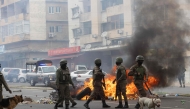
[65,104,69,109]
[102,100,110,108]
[115,102,123,108]
[54,103,58,109]
[71,102,77,107]
[84,99,91,109]
[134,102,140,109]
[123,101,129,108]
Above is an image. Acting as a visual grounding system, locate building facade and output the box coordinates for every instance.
[0,0,69,68]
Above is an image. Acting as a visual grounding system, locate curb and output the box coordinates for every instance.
[8,86,54,90]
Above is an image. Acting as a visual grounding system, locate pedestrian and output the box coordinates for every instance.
[0,69,12,109]
[128,55,148,109]
[54,59,75,109]
[177,65,186,88]
[112,57,129,108]
[84,58,110,109]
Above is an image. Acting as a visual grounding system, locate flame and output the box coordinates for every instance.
[77,65,159,100]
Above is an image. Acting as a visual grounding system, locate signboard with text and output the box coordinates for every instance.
[48,46,81,56]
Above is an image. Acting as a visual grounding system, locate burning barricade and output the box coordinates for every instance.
[76,67,159,100]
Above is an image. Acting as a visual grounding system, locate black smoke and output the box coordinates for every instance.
[124,0,190,87]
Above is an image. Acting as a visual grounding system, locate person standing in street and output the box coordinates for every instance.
[178,65,186,88]
[54,59,76,109]
[128,55,148,109]
[84,58,110,109]
[112,57,129,108]
[0,65,12,109]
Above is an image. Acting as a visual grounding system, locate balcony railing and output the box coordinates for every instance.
[80,12,91,22]
[106,4,124,17]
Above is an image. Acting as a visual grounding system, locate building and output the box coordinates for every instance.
[0,0,69,68]
[65,0,133,71]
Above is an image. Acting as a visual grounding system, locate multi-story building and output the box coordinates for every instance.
[0,0,69,68]
[67,0,133,71]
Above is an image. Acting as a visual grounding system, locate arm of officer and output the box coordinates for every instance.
[117,67,126,81]
[0,73,12,93]
[144,67,148,81]
[56,69,60,89]
[128,65,136,76]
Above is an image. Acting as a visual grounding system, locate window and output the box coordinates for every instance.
[73,28,82,37]
[15,21,23,34]
[101,0,123,10]
[49,7,54,14]
[2,25,8,37]
[83,21,91,35]
[39,67,42,72]
[55,7,61,13]
[55,26,63,32]
[89,71,93,75]
[102,14,124,32]
[50,26,54,33]
[72,7,79,18]
[8,23,14,36]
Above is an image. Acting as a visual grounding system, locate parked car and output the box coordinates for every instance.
[7,68,21,83]
[1,68,14,79]
[70,70,90,82]
[76,70,107,82]
[18,69,31,83]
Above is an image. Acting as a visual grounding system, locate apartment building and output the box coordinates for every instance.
[67,0,133,71]
[0,0,69,68]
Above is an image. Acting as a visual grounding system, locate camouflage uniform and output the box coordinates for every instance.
[114,57,129,108]
[129,64,147,97]
[58,91,77,107]
[84,58,110,109]
[0,72,12,109]
[55,59,75,109]
[128,55,148,109]
[88,66,106,100]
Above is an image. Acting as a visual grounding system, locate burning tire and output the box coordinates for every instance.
[76,87,91,100]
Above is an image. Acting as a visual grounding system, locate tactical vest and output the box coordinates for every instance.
[134,66,146,81]
[59,68,70,84]
[93,67,104,87]
[116,65,127,81]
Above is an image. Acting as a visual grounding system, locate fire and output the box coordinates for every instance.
[77,66,159,100]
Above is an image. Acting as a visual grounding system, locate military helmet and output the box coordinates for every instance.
[116,57,123,63]
[94,58,101,64]
[135,55,144,61]
[60,59,67,64]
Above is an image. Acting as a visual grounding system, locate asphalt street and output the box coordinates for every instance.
[2,82,190,109]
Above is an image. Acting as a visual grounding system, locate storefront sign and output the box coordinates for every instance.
[48,46,81,56]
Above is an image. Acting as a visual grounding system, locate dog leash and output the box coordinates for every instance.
[144,82,153,95]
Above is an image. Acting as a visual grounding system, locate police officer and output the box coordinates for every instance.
[0,70,12,109]
[54,59,75,109]
[128,55,148,109]
[112,57,129,108]
[84,58,110,109]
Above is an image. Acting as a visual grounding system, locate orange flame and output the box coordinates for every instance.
[77,65,159,100]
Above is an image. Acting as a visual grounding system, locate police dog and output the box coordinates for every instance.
[0,95,24,109]
[138,95,161,109]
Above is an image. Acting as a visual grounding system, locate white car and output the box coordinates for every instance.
[1,68,14,78]
[70,70,90,82]
[18,69,31,83]
[76,70,107,82]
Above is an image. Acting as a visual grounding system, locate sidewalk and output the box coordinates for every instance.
[152,81,190,96]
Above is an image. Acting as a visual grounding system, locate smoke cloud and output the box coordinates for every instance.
[124,0,190,87]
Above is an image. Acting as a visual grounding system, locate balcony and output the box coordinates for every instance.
[80,12,91,22]
[106,4,124,17]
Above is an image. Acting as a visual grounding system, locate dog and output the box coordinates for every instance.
[139,95,161,109]
[0,95,24,109]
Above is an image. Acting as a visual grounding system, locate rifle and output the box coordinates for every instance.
[114,85,118,101]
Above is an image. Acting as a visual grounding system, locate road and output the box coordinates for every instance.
[1,82,190,109]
